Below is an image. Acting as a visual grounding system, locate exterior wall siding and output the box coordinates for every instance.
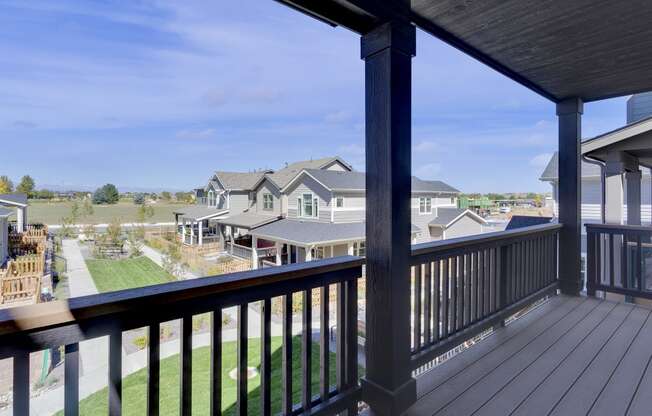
[286,175,331,222]
[255,179,281,215]
[229,191,254,214]
[627,92,652,124]
[332,192,365,223]
[411,207,437,244]
[445,214,484,239]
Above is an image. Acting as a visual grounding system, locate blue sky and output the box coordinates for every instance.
[0,0,629,193]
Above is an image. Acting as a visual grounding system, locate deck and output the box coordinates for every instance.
[407,295,652,416]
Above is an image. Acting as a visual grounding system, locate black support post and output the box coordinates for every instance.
[557,97,583,295]
[360,20,417,416]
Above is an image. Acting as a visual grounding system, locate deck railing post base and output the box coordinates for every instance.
[361,377,416,416]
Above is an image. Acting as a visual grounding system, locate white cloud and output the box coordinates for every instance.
[176,128,216,139]
[529,153,553,168]
[415,163,442,179]
[414,141,438,152]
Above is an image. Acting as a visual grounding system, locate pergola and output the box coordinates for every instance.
[276,1,652,414]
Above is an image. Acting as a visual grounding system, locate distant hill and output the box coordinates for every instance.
[40,184,187,194]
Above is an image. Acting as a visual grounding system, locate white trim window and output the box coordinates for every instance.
[419,197,432,214]
[263,193,274,211]
[208,190,215,206]
[336,197,344,208]
[298,193,319,218]
[353,241,366,257]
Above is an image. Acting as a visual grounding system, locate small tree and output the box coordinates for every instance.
[16,175,35,197]
[82,198,94,218]
[161,191,172,201]
[127,231,143,258]
[70,200,81,224]
[0,176,13,194]
[93,184,120,205]
[106,218,122,245]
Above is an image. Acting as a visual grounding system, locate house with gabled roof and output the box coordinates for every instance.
[176,155,485,266]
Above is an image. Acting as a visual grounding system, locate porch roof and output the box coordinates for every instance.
[215,212,280,230]
[250,219,420,246]
[0,207,12,217]
[583,115,652,168]
[279,0,652,102]
[174,206,228,221]
[0,194,28,208]
[428,207,486,227]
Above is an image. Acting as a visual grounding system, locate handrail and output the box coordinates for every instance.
[0,256,363,339]
[586,223,652,233]
[0,256,363,415]
[411,223,561,263]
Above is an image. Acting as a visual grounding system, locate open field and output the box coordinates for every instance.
[23,200,193,225]
[55,337,340,416]
[86,256,176,293]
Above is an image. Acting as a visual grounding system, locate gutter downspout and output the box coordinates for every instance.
[582,155,606,223]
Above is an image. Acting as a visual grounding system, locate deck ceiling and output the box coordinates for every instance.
[279,0,652,102]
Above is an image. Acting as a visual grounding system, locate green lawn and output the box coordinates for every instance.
[86,256,176,293]
[57,336,345,416]
[24,200,193,225]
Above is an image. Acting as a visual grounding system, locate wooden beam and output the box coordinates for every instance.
[360,20,417,415]
[557,97,583,295]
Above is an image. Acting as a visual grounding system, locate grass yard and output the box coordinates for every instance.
[86,256,176,293]
[25,200,193,225]
[56,336,347,416]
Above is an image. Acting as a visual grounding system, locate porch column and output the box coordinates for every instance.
[198,221,203,245]
[16,208,25,232]
[181,218,186,243]
[189,221,195,246]
[626,170,642,225]
[251,236,258,269]
[557,97,583,296]
[305,246,313,262]
[347,242,354,256]
[275,242,282,265]
[605,163,625,224]
[361,21,416,415]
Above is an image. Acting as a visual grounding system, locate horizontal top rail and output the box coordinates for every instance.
[0,256,364,348]
[410,223,562,263]
[586,223,652,234]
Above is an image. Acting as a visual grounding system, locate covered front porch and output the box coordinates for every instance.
[173,206,228,247]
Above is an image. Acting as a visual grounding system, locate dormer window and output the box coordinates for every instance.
[208,190,214,206]
[336,197,344,208]
[263,193,274,210]
[419,197,432,214]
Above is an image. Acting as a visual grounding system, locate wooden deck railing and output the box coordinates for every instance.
[586,223,652,299]
[408,223,561,369]
[0,256,363,415]
[0,252,44,305]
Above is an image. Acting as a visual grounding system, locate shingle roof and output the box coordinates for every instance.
[0,207,13,217]
[0,194,28,207]
[540,152,606,181]
[174,206,228,221]
[214,172,267,191]
[216,213,279,229]
[505,215,554,230]
[429,207,467,226]
[251,219,420,245]
[267,156,351,189]
[299,169,461,193]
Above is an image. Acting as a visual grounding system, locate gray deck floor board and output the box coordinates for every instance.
[406,296,652,416]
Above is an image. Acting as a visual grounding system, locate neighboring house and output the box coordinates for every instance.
[0,194,28,231]
[627,92,652,124]
[0,208,11,266]
[505,215,553,231]
[178,156,486,266]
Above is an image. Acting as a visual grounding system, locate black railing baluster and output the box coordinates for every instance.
[637,236,643,292]
[609,233,615,287]
[148,322,160,416]
[211,311,222,416]
[414,265,422,350]
[181,317,192,416]
[456,255,463,331]
[471,252,477,322]
[237,305,248,416]
[302,289,312,411]
[587,231,596,297]
[64,343,79,416]
[433,261,440,342]
[320,286,330,402]
[464,253,471,326]
[261,300,271,416]
[622,232,628,289]
[477,250,484,320]
[344,278,358,414]
[441,258,449,339]
[13,352,29,416]
[490,248,496,312]
[450,256,457,333]
[424,264,431,345]
[109,330,122,416]
[336,283,346,391]
[283,294,293,415]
